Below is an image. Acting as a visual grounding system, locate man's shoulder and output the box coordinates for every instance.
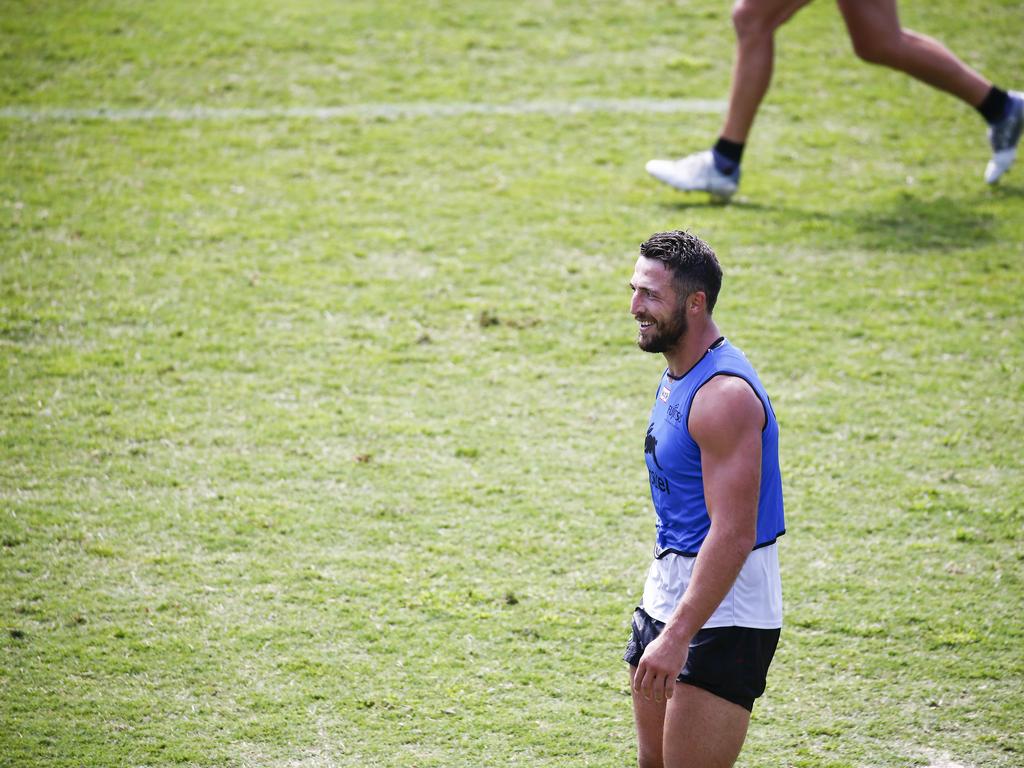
[690,375,765,440]
[694,373,761,409]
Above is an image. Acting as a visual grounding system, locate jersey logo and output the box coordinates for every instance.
[658,385,671,403]
[644,424,663,470]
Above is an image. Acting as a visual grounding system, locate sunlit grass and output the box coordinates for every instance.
[2,1,1023,766]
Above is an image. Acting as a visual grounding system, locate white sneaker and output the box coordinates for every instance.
[645,150,740,199]
[985,91,1023,184]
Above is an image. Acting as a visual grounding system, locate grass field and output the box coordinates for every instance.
[2,1,1023,766]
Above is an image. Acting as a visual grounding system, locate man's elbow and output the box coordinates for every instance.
[735,527,757,554]
[709,509,758,553]
[726,517,758,554]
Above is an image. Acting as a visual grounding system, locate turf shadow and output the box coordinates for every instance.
[658,191,1005,254]
[837,192,1001,253]
[657,198,777,212]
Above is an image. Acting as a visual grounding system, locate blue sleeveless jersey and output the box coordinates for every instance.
[644,338,785,557]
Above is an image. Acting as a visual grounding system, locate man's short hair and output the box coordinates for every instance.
[639,230,723,313]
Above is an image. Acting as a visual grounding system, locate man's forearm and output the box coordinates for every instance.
[661,521,754,643]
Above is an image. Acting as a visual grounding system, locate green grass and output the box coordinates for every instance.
[2,1,1023,766]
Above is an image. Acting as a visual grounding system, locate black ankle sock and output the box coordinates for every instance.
[713,137,745,169]
[977,86,1010,124]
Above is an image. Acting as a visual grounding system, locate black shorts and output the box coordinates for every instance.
[623,606,780,712]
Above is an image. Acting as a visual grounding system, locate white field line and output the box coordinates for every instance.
[0,98,725,122]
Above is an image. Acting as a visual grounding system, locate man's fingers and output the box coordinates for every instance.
[634,664,650,698]
[633,664,647,695]
[634,663,670,702]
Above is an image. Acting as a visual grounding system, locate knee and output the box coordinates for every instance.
[850,30,903,66]
[731,0,776,42]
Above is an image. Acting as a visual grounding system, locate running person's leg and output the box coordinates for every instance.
[838,0,1022,183]
[646,0,812,199]
[722,0,814,143]
[837,0,989,105]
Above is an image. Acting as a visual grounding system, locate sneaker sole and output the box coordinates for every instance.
[644,162,738,199]
[986,147,1018,184]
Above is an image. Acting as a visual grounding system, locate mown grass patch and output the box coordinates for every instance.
[3,1,1023,766]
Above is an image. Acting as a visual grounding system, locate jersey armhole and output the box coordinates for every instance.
[686,372,769,434]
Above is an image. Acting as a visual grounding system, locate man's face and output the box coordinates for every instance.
[629,256,687,354]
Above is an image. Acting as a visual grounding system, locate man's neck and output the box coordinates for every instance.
[664,321,722,378]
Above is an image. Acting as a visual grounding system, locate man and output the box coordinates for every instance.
[624,230,785,768]
[646,0,1023,200]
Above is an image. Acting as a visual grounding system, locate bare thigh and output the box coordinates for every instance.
[662,684,751,768]
[630,666,752,768]
[836,0,901,48]
[732,0,816,32]
[630,665,667,768]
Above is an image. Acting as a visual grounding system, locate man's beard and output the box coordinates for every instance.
[637,310,687,354]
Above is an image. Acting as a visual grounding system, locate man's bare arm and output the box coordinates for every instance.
[632,375,764,702]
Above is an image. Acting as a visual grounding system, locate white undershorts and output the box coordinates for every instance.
[641,542,783,629]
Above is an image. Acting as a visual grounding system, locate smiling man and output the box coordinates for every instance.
[624,230,785,768]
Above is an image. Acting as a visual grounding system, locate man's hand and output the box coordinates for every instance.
[633,630,690,703]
